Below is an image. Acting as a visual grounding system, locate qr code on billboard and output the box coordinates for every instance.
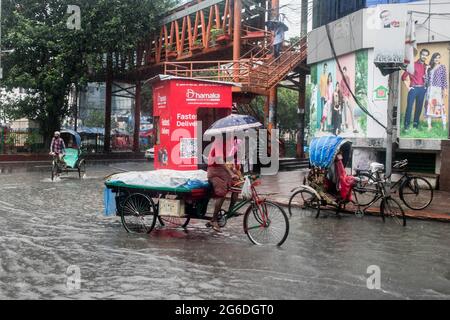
[180,138,197,159]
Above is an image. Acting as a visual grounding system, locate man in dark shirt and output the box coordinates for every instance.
[402,48,430,130]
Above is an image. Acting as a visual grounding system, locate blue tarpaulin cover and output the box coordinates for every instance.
[103,187,117,217]
[309,136,351,169]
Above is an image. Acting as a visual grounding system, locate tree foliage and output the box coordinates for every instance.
[0,0,174,143]
[249,88,300,133]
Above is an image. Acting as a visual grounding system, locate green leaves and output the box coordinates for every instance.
[1,0,175,139]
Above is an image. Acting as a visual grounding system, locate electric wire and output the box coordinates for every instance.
[325,23,387,130]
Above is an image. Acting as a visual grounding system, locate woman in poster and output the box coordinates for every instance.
[321,73,334,132]
[332,82,343,135]
[425,52,448,131]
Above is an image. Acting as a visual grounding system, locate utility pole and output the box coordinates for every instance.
[0,0,3,80]
[104,53,113,153]
[386,71,399,194]
[296,0,309,159]
[133,81,142,153]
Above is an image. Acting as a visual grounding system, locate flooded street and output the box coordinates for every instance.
[0,162,449,300]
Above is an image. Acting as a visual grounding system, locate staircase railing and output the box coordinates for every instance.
[263,36,307,89]
[162,35,307,91]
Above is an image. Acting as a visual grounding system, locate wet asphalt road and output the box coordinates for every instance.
[0,162,449,300]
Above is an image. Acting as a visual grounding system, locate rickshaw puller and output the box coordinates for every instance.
[206,136,241,233]
[49,131,66,165]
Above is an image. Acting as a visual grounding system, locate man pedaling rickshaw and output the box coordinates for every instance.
[206,136,243,233]
[49,131,66,167]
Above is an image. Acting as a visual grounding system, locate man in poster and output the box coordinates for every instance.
[402,48,430,130]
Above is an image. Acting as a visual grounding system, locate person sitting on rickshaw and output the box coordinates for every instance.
[206,135,242,233]
[49,131,66,166]
[326,151,356,202]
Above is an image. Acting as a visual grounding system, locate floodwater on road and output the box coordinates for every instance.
[0,162,449,299]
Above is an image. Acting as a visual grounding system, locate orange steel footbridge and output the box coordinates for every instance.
[99,0,309,153]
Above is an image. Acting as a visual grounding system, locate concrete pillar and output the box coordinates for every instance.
[133,81,142,153]
[439,141,450,191]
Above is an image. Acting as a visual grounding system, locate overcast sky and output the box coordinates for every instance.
[280,0,312,39]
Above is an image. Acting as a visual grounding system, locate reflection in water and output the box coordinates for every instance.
[0,163,449,299]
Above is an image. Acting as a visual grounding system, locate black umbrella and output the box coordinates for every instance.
[204,114,263,137]
[265,20,289,32]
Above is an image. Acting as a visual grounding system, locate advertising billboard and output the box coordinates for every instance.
[152,78,232,170]
[308,49,390,140]
[399,42,450,140]
[309,50,369,138]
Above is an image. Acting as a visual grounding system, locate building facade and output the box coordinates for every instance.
[78,82,135,131]
[307,0,450,187]
[312,0,420,29]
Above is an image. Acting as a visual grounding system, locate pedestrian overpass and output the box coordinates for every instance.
[100,0,309,153]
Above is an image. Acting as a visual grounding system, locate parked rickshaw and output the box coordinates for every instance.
[51,129,86,180]
[288,136,406,226]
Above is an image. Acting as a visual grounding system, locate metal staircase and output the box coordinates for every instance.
[162,33,308,94]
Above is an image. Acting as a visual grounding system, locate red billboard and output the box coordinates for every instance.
[152,77,233,170]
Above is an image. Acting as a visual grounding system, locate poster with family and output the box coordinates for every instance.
[400,42,450,139]
[308,51,368,138]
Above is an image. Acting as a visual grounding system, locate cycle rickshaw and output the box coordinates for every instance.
[51,129,86,180]
[104,170,289,246]
[103,114,290,246]
[288,136,406,226]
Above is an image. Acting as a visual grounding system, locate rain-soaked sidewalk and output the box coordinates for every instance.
[257,170,450,222]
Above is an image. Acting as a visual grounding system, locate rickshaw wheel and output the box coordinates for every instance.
[158,216,191,229]
[78,159,86,179]
[380,197,406,227]
[121,193,158,234]
[288,189,320,218]
[244,200,289,246]
[217,209,228,228]
[353,172,378,206]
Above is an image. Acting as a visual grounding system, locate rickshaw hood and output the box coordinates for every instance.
[309,136,352,169]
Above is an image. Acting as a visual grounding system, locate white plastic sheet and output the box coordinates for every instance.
[108,169,208,189]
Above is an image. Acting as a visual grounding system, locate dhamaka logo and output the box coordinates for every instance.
[186,89,220,101]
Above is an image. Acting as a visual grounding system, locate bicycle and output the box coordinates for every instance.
[354,159,433,211]
[353,163,406,226]
[50,153,67,181]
